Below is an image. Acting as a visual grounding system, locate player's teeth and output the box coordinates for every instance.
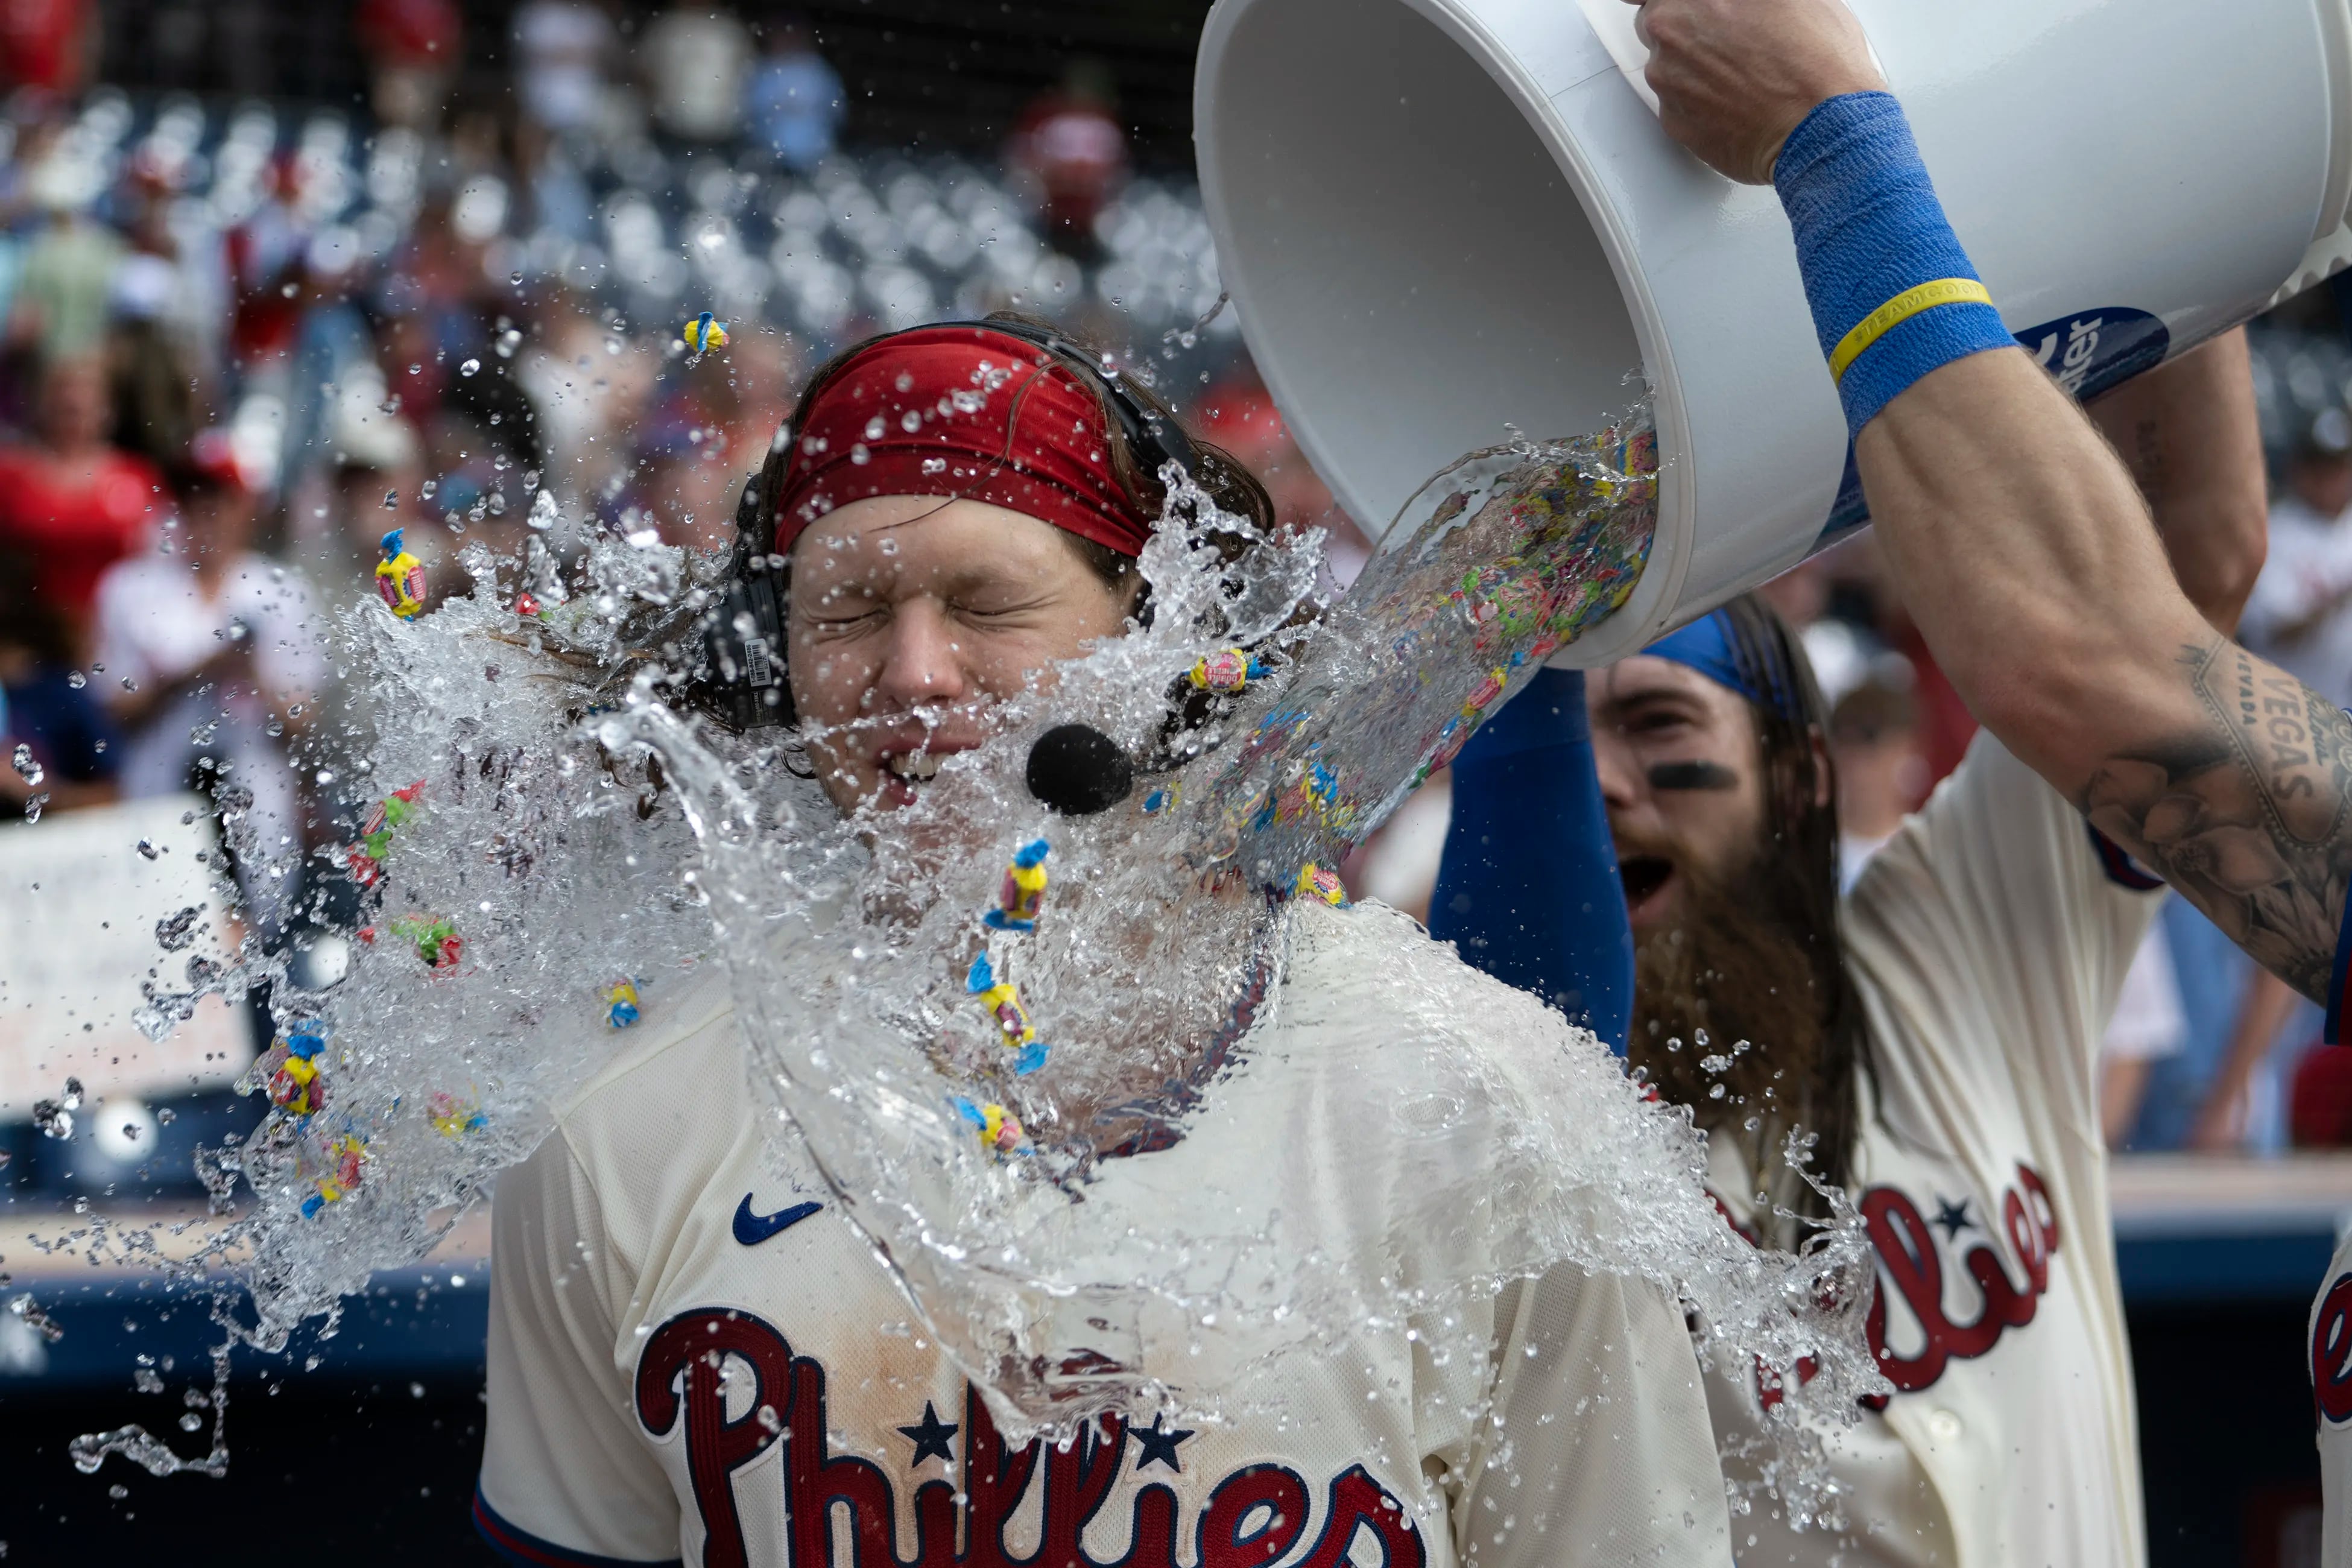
[888,753,942,782]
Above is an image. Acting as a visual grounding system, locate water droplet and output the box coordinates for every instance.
[420,479,437,500]
[382,489,399,510]
[11,744,42,787]
[155,906,201,952]
[135,838,159,860]
[900,409,923,433]
[863,416,888,441]
[510,271,524,285]
[849,443,871,466]
[526,489,560,531]
[606,337,622,356]
[66,669,85,689]
[177,1412,202,1432]
[460,358,481,378]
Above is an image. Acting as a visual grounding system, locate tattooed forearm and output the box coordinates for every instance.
[2079,639,2352,1004]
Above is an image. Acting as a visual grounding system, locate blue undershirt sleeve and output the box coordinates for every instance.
[1428,668,1633,1056]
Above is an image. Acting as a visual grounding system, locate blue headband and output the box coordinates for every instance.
[1644,609,1801,723]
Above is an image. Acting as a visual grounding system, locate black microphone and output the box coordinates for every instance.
[1026,724,1134,815]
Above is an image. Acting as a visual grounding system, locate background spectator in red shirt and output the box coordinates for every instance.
[0,0,93,95]
[0,351,161,659]
[1009,61,1130,259]
[355,0,463,134]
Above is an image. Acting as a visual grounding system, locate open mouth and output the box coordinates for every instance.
[1617,855,1675,914]
[885,751,944,784]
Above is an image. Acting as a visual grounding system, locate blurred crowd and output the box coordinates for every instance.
[0,4,1365,1194]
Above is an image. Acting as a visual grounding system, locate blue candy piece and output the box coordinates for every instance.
[966,952,997,993]
[981,911,1034,932]
[300,1193,324,1219]
[952,1096,987,1128]
[1014,1041,1049,1076]
[608,1002,640,1028]
[1012,839,1050,869]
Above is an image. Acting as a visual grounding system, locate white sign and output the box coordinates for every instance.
[0,794,252,1121]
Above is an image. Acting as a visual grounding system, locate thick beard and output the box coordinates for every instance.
[1629,842,1832,1147]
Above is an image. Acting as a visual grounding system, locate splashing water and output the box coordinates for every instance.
[72,396,1884,1529]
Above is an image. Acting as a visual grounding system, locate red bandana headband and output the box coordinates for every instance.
[771,325,1154,559]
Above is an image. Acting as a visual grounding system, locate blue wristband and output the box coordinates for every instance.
[1774,92,2017,434]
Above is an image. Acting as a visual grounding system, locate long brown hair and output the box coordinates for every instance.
[1709,595,1872,1235]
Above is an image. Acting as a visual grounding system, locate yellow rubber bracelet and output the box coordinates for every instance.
[1827,277,1997,385]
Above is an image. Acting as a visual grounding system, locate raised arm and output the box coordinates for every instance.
[1428,667,1634,1052]
[2085,328,2269,639]
[1630,0,2352,1010]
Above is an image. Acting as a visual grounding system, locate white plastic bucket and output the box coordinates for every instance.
[1194,0,2352,659]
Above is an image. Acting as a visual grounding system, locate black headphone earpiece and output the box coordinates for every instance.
[692,472,794,733]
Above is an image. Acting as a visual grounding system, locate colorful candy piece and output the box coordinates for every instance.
[954,1097,1028,1155]
[259,1027,330,1116]
[1460,666,1508,721]
[1294,862,1348,908]
[683,312,730,354]
[302,1133,370,1218]
[982,840,1050,931]
[376,528,427,619]
[966,952,1037,1048]
[607,979,641,1028]
[346,780,425,888]
[390,913,463,969]
[428,1090,486,1138]
[514,592,542,618]
[1187,648,1267,695]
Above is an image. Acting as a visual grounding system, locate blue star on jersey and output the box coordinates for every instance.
[897,1401,958,1465]
[1130,1414,1194,1472]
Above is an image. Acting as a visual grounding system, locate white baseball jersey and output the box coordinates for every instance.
[2312,1230,2352,1564]
[1703,735,2160,1567]
[475,899,1737,1568]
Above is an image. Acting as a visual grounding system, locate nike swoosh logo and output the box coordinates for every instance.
[733,1194,824,1247]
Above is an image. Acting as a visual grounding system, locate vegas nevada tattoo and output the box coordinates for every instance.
[2079,640,2352,1004]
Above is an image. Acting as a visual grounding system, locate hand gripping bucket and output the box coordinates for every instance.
[1193,0,2352,657]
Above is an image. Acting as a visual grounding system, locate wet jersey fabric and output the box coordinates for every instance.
[1706,735,2158,1567]
[476,900,1737,1568]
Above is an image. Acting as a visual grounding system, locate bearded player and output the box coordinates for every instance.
[1430,4,2282,1553]
[1452,0,2352,1558]
[470,320,1743,1567]
[1439,340,2262,1566]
